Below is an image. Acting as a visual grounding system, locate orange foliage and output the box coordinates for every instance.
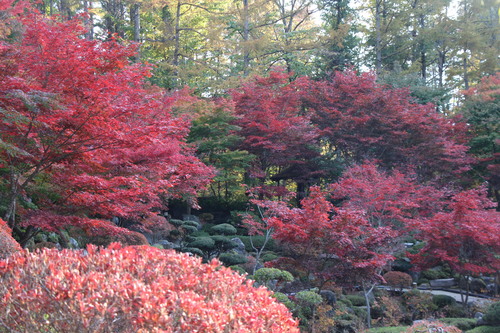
[0,218,21,259]
[0,244,299,332]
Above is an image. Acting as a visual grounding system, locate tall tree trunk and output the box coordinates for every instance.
[375,0,382,74]
[173,0,181,70]
[84,0,94,40]
[419,15,426,81]
[131,3,140,42]
[243,0,250,75]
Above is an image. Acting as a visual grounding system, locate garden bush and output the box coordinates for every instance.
[432,294,456,308]
[210,223,237,235]
[218,252,248,266]
[345,294,368,306]
[253,267,294,285]
[384,271,413,291]
[405,320,461,333]
[483,301,500,326]
[440,318,477,331]
[466,326,500,333]
[0,244,299,332]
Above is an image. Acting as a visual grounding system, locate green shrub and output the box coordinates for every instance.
[345,294,368,306]
[273,292,294,310]
[236,236,276,252]
[181,247,204,257]
[440,318,476,331]
[433,294,456,308]
[183,220,200,229]
[210,223,237,235]
[483,302,500,326]
[188,237,215,251]
[253,268,293,285]
[229,265,246,275]
[421,267,452,280]
[353,306,367,319]
[181,225,198,234]
[465,326,500,333]
[261,252,279,262]
[169,219,184,227]
[219,253,248,266]
[295,290,323,307]
[367,326,408,332]
[210,235,238,252]
[337,298,353,307]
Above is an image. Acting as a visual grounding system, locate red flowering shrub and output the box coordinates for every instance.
[0,218,21,259]
[383,271,413,291]
[0,244,298,332]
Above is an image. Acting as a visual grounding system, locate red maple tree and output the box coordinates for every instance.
[0,3,213,244]
[409,187,500,303]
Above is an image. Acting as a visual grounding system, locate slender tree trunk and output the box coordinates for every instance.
[131,3,140,42]
[173,0,181,71]
[83,0,94,40]
[375,0,382,74]
[419,15,426,81]
[243,0,250,75]
[362,282,375,328]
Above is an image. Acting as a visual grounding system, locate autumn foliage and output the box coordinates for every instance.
[0,218,21,259]
[409,187,500,276]
[0,244,299,332]
[0,2,213,239]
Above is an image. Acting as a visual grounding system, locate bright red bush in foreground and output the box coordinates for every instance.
[0,218,21,259]
[0,244,299,333]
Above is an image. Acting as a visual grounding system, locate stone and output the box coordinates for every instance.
[157,239,177,249]
[429,278,455,288]
[69,237,79,249]
[231,237,247,256]
[474,312,484,320]
[320,290,337,306]
[182,214,200,223]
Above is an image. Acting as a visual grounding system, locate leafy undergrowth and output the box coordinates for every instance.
[0,243,298,332]
[465,326,500,333]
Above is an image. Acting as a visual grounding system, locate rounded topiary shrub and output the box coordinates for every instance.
[383,271,413,290]
[219,252,248,266]
[210,223,237,236]
[345,294,368,306]
[0,244,299,332]
[483,301,500,326]
[432,294,456,308]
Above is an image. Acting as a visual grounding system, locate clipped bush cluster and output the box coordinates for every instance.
[483,301,500,326]
[404,320,461,333]
[383,271,413,291]
[0,218,21,259]
[0,244,299,332]
[440,318,477,331]
[432,294,456,308]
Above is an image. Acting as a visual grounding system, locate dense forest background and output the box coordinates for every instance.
[31,0,499,96]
